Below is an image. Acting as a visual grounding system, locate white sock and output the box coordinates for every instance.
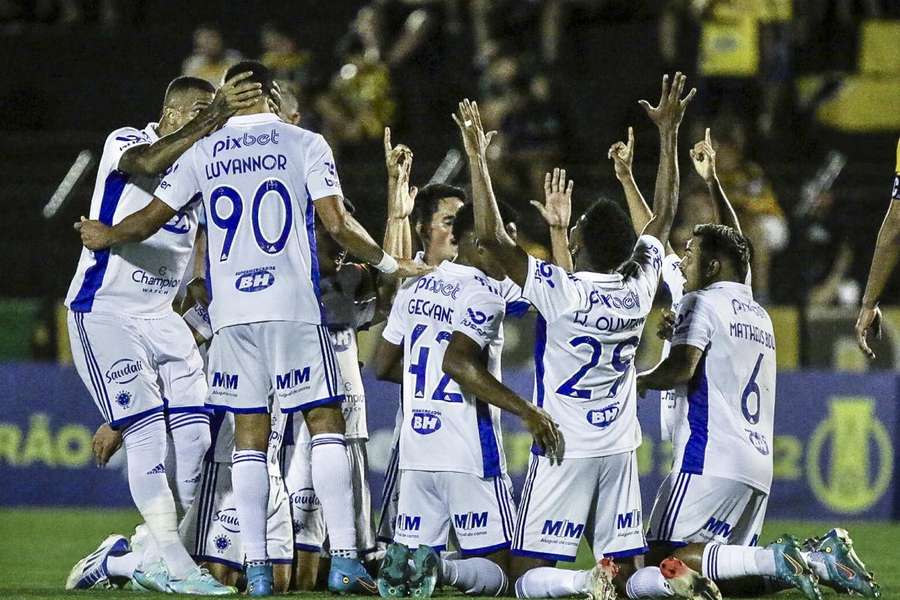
[122,412,196,579]
[310,434,357,558]
[514,567,590,598]
[107,551,142,579]
[168,414,211,515]
[232,449,269,562]
[702,544,776,580]
[801,551,831,582]
[626,567,674,599]
[441,557,507,596]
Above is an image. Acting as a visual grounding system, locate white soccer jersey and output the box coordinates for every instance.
[154,113,341,332]
[382,261,507,478]
[522,235,665,458]
[659,253,685,440]
[66,123,201,316]
[669,281,776,493]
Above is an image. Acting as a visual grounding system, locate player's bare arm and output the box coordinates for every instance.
[638,72,696,246]
[118,71,263,177]
[442,331,562,458]
[373,339,404,384]
[532,167,574,271]
[315,194,430,280]
[453,99,530,286]
[636,344,704,396]
[74,197,177,250]
[690,127,742,234]
[856,199,900,359]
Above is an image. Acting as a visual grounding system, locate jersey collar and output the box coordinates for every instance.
[439,260,487,279]
[225,112,283,126]
[574,270,622,283]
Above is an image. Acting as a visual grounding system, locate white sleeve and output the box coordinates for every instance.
[105,127,152,171]
[521,255,589,323]
[381,288,407,345]
[661,253,685,305]
[670,292,717,351]
[305,134,342,201]
[154,148,201,212]
[453,289,505,349]
[618,235,664,316]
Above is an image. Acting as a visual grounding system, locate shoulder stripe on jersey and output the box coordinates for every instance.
[70,171,129,312]
[304,188,324,321]
[530,316,548,455]
[682,352,709,475]
[475,400,501,478]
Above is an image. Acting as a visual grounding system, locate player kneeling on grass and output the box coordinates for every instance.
[374,199,562,598]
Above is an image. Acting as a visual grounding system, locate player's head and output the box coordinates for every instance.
[275,81,301,125]
[412,183,467,266]
[680,223,751,292]
[569,198,636,273]
[452,200,519,277]
[159,76,216,134]
[223,60,275,110]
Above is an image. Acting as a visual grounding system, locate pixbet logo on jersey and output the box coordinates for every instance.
[105,358,143,385]
[235,267,275,292]
[212,129,280,157]
[411,409,442,434]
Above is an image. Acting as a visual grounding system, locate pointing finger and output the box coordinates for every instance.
[705,128,712,145]
[384,127,392,152]
[627,126,634,149]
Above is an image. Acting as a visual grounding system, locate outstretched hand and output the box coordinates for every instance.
[532,167,573,229]
[452,98,496,158]
[608,126,636,181]
[690,128,717,183]
[638,72,696,133]
[384,127,413,179]
[855,305,882,360]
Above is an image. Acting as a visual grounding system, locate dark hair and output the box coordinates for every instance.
[452,200,518,243]
[163,76,215,105]
[579,198,637,272]
[224,60,274,96]
[412,184,467,228]
[692,223,751,281]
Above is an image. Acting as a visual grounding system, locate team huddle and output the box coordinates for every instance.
[64,61,881,599]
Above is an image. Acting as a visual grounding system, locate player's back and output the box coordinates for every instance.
[670,281,776,493]
[382,261,507,479]
[158,113,340,331]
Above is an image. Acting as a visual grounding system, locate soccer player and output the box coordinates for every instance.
[373,197,561,597]
[453,73,690,600]
[74,60,428,596]
[855,136,900,359]
[64,73,264,595]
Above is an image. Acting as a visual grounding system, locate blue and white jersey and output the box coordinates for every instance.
[522,235,665,458]
[154,112,341,332]
[670,281,775,493]
[65,123,201,317]
[382,261,507,478]
[660,253,686,440]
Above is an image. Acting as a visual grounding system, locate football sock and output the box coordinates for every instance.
[232,449,269,562]
[514,567,590,598]
[107,551,142,579]
[441,557,507,596]
[122,412,196,579]
[167,413,211,515]
[801,551,831,582]
[702,544,776,579]
[625,567,674,599]
[310,434,357,558]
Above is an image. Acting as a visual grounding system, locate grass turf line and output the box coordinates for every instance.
[0,509,896,599]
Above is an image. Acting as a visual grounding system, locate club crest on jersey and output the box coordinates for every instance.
[213,507,240,533]
[291,487,321,513]
[212,129,280,157]
[235,268,275,292]
[466,308,493,325]
[115,390,132,409]
[586,402,620,428]
[746,430,770,455]
[411,409,442,435]
[213,534,231,553]
[105,358,143,385]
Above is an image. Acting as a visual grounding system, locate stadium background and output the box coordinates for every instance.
[1,0,899,596]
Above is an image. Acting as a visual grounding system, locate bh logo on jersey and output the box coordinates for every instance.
[411,409,442,435]
[291,488,321,514]
[586,402,620,428]
[235,268,275,293]
[105,358,143,385]
[212,128,280,157]
[213,508,240,533]
[453,511,488,532]
[396,513,421,533]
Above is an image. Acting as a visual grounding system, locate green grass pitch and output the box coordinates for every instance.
[0,509,895,599]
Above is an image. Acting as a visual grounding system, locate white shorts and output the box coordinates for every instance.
[68,310,207,429]
[206,321,343,414]
[646,472,768,546]
[513,452,646,562]
[377,440,401,545]
[395,470,516,556]
[331,328,368,439]
[181,461,293,569]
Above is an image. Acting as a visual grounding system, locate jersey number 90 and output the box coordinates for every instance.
[209,179,293,261]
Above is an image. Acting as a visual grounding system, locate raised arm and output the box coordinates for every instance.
[856,199,900,359]
[443,332,561,458]
[638,72,695,246]
[690,128,742,234]
[453,99,531,286]
[531,167,574,271]
[119,72,262,177]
